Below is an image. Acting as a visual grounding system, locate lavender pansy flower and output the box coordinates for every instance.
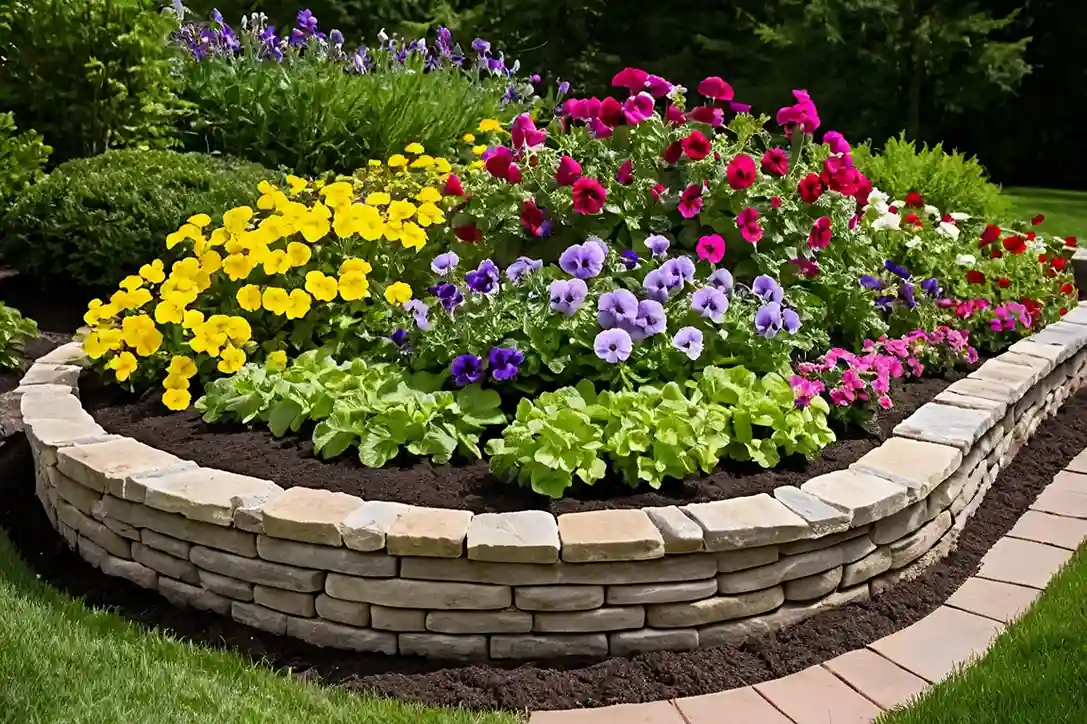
[431,282,464,312]
[549,279,588,316]
[708,268,734,296]
[752,275,784,304]
[329,29,344,47]
[755,302,784,338]
[471,38,490,54]
[782,308,801,334]
[558,80,571,94]
[450,354,484,386]
[661,256,695,286]
[672,327,704,360]
[403,299,431,330]
[559,242,606,279]
[594,328,633,363]
[465,259,501,294]
[598,289,639,328]
[431,251,459,276]
[644,234,670,257]
[488,347,525,382]
[692,287,729,323]
[900,282,917,309]
[506,256,543,284]
[643,268,675,302]
[627,299,666,341]
[858,275,883,290]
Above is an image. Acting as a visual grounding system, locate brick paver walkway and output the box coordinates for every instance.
[528,467,1087,723]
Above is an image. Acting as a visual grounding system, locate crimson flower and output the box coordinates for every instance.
[771,195,782,209]
[1061,307,1069,316]
[1052,257,1067,271]
[662,140,683,165]
[615,159,634,186]
[689,105,723,127]
[904,212,922,227]
[791,257,819,277]
[798,173,824,204]
[454,224,482,242]
[852,175,873,207]
[650,183,666,202]
[555,155,582,186]
[571,177,607,215]
[1002,235,1027,254]
[665,104,686,125]
[599,97,624,127]
[966,270,986,285]
[696,233,725,263]
[612,67,648,93]
[484,146,515,180]
[677,183,703,218]
[760,147,789,176]
[726,154,756,190]
[511,113,546,149]
[682,130,712,160]
[1061,282,1075,295]
[442,174,464,197]
[506,163,522,184]
[992,249,1004,258]
[519,200,551,238]
[1031,214,1045,226]
[997,277,1011,289]
[736,207,762,243]
[979,224,1001,246]
[589,117,613,139]
[807,216,832,250]
[1066,236,1078,248]
[905,191,924,208]
[697,76,734,101]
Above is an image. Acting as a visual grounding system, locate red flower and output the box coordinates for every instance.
[697,76,734,101]
[1066,236,1078,248]
[689,105,724,127]
[442,174,464,197]
[1002,235,1027,254]
[905,191,924,208]
[665,104,686,125]
[1061,282,1076,296]
[1026,231,1036,241]
[760,147,789,176]
[979,224,1001,245]
[941,213,953,224]
[1052,257,1067,271]
[661,141,683,165]
[554,155,582,186]
[798,173,824,204]
[696,234,726,263]
[571,177,607,215]
[997,277,1011,289]
[681,130,712,160]
[506,163,522,184]
[454,224,482,242]
[611,67,648,93]
[1039,254,1049,263]
[791,257,820,277]
[677,183,703,219]
[966,270,986,285]
[1021,298,1042,319]
[599,97,624,127]
[615,159,634,186]
[725,154,756,190]
[650,183,666,202]
[852,175,873,207]
[1031,214,1045,226]
[904,212,922,228]
[771,195,782,209]
[991,249,1003,259]
[807,216,832,250]
[1061,307,1069,316]
[519,200,550,238]
[484,146,515,181]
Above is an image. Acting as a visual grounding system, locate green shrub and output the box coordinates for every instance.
[854,133,1009,220]
[0,113,51,204]
[0,0,187,164]
[0,150,276,290]
[0,303,37,371]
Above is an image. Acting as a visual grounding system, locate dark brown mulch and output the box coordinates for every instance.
[2,389,1083,711]
[83,375,955,515]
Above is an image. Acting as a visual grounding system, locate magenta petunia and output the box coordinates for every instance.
[681,130,712,160]
[760,147,789,177]
[555,155,582,186]
[776,89,821,138]
[510,113,546,149]
[736,207,763,243]
[622,92,655,125]
[677,184,703,219]
[696,234,726,264]
[807,216,832,250]
[612,67,649,94]
[572,177,607,215]
[644,74,673,98]
[615,159,634,186]
[697,76,734,101]
[665,103,686,125]
[726,154,757,190]
[689,105,724,127]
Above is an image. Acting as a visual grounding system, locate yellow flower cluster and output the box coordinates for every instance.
[83,145,449,412]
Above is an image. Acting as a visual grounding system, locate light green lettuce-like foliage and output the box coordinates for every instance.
[0,303,38,371]
[196,351,505,467]
[487,366,835,498]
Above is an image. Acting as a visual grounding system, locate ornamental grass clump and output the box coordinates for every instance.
[172,5,537,174]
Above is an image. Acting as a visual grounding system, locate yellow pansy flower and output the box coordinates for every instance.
[163,373,189,390]
[160,276,198,307]
[139,259,166,284]
[416,202,445,227]
[209,227,230,248]
[261,287,290,315]
[162,388,192,411]
[415,187,442,204]
[365,191,391,206]
[107,351,138,382]
[223,253,255,281]
[172,257,201,280]
[286,175,308,195]
[469,160,484,171]
[200,250,223,274]
[462,133,476,143]
[188,213,212,228]
[267,350,287,369]
[258,215,290,242]
[384,282,413,305]
[286,241,312,267]
[387,199,416,222]
[83,328,123,359]
[433,158,452,174]
[189,323,227,357]
[320,181,354,209]
[387,154,408,168]
[405,142,425,154]
[479,119,502,132]
[154,301,184,325]
[299,208,331,243]
[410,155,434,169]
[285,289,312,320]
[471,145,487,156]
[223,206,254,235]
[182,309,205,329]
[340,258,373,275]
[367,159,382,168]
[236,284,262,311]
[262,249,292,275]
[400,221,427,251]
[83,299,104,327]
[121,315,163,356]
[338,271,370,301]
[167,356,198,378]
[119,275,144,291]
[382,220,402,241]
[305,271,338,302]
[225,316,252,345]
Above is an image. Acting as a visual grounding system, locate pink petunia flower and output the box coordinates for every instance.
[696,234,726,264]
[677,183,703,219]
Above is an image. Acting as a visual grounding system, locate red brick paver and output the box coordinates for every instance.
[822,649,928,710]
[1007,510,1087,550]
[1030,471,1087,519]
[977,537,1073,589]
[528,701,685,724]
[868,606,1003,683]
[676,686,793,723]
[754,665,882,724]
[945,577,1040,623]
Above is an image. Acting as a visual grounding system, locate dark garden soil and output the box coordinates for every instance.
[82,374,959,515]
[2,387,1084,711]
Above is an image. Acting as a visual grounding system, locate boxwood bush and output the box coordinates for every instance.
[0,150,276,290]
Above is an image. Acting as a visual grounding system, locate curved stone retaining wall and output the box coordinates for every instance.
[17,308,1087,660]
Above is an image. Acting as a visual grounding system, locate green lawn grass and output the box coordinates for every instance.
[0,532,521,724]
[880,546,1087,724]
[1003,187,1087,240]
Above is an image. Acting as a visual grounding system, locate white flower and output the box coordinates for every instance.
[923,204,940,217]
[1029,238,1046,252]
[937,222,961,240]
[667,84,687,101]
[892,199,906,209]
[872,212,901,231]
[956,254,977,266]
[868,189,889,207]
[906,235,922,249]
[950,212,971,221]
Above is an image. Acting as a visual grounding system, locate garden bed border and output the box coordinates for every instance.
[15,306,1087,661]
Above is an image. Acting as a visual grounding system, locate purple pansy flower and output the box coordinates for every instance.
[465,259,501,294]
[506,256,543,284]
[755,302,784,338]
[874,295,895,314]
[921,277,942,296]
[549,279,588,316]
[627,299,666,341]
[403,299,431,330]
[450,354,484,386]
[431,251,459,276]
[859,275,883,290]
[598,289,639,328]
[752,275,784,304]
[488,347,525,382]
[782,308,801,334]
[643,269,675,302]
[672,327,704,360]
[390,328,408,347]
[900,282,917,309]
[559,241,606,279]
[692,287,729,323]
[661,256,695,287]
[594,328,633,363]
[620,250,641,269]
[708,268,734,296]
[883,260,911,279]
[644,234,670,257]
[431,282,464,312]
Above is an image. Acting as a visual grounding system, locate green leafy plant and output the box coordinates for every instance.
[0,149,276,290]
[0,113,51,204]
[487,367,835,498]
[854,134,1009,219]
[0,0,187,164]
[196,351,507,467]
[0,303,38,371]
